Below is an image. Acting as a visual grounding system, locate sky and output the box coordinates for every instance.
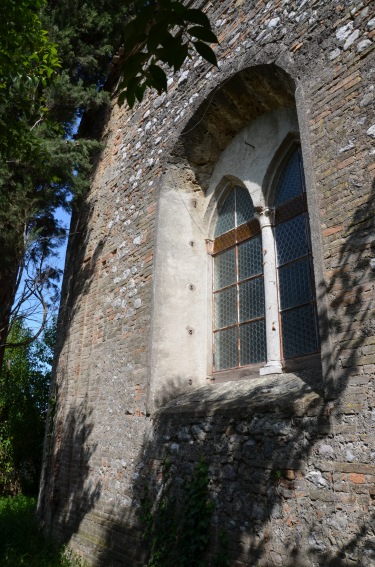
[17,206,71,334]
[17,118,78,334]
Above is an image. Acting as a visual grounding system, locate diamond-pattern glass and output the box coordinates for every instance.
[236,186,255,226]
[214,287,237,330]
[214,327,238,370]
[275,215,308,266]
[215,191,235,237]
[239,278,265,322]
[279,257,312,310]
[274,149,304,206]
[214,248,236,291]
[240,320,266,365]
[238,236,263,281]
[281,304,318,358]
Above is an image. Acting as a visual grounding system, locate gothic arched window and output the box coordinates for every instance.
[212,147,319,376]
[213,187,266,371]
[273,147,319,360]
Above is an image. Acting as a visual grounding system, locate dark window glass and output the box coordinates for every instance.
[238,236,263,280]
[274,148,319,360]
[214,248,236,291]
[236,186,255,226]
[278,257,312,311]
[240,321,267,366]
[214,327,238,371]
[274,149,304,206]
[275,215,308,266]
[281,304,319,358]
[214,191,235,237]
[213,187,265,371]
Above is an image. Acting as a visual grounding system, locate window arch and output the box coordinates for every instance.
[212,147,320,376]
[273,146,320,360]
[213,187,266,371]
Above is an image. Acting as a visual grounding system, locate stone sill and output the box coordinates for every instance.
[157,370,323,419]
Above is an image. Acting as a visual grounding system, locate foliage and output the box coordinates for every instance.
[142,457,215,567]
[0,495,87,566]
[0,320,56,496]
[0,0,100,360]
[0,0,60,142]
[0,0,218,367]
[115,0,218,107]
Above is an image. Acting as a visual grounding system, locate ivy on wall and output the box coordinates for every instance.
[141,457,222,567]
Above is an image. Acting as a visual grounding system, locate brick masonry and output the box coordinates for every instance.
[38,1,375,565]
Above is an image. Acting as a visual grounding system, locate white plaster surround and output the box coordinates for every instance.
[148,107,301,410]
[204,106,299,224]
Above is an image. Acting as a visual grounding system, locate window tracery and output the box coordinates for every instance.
[212,147,319,375]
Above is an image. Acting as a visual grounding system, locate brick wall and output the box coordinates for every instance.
[38,0,375,565]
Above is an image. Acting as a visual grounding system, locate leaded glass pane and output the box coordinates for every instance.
[275,215,308,266]
[238,236,263,281]
[214,287,237,330]
[215,190,235,237]
[274,149,303,206]
[236,186,255,226]
[214,327,238,370]
[279,257,312,310]
[281,304,318,358]
[239,278,265,322]
[214,248,236,291]
[240,320,266,365]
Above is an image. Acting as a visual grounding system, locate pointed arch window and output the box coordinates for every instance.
[212,147,320,377]
[213,187,266,371]
[273,147,319,360]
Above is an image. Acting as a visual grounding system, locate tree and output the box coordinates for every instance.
[111,0,218,107]
[0,0,218,372]
[0,0,61,370]
[0,319,56,495]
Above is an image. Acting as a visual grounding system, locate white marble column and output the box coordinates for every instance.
[256,207,283,375]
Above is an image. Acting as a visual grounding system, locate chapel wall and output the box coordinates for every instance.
[38,0,375,564]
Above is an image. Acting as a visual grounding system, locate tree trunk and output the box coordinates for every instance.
[0,264,20,374]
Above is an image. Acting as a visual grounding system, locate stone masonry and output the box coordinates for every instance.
[38,1,375,566]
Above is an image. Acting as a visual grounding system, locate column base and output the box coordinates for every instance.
[260,362,283,376]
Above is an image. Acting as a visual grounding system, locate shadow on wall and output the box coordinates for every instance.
[40,178,375,566]
[104,176,375,567]
[38,136,109,538]
[39,394,100,543]
[38,56,375,565]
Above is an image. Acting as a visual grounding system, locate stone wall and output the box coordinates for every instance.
[38,0,375,565]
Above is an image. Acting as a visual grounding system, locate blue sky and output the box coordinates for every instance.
[18,206,71,334]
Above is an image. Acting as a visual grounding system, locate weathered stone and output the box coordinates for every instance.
[39,1,375,566]
[306,470,329,488]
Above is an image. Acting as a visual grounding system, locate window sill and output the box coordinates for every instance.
[209,353,321,384]
[210,364,263,383]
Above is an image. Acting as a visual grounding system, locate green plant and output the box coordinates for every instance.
[272,469,283,484]
[0,319,56,496]
[143,457,215,567]
[214,529,229,567]
[0,495,87,566]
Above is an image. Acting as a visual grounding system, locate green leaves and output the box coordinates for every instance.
[193,41,218,67]
[143,457,215,567]
[148,65,168,93]
[0,320,56,495]
[116,0,218,107]
[188,25,217,43]
[183,8,211,28]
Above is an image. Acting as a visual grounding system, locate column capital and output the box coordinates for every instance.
[255,206,275,227]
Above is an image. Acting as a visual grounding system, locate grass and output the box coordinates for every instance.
[0,495,85,566]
